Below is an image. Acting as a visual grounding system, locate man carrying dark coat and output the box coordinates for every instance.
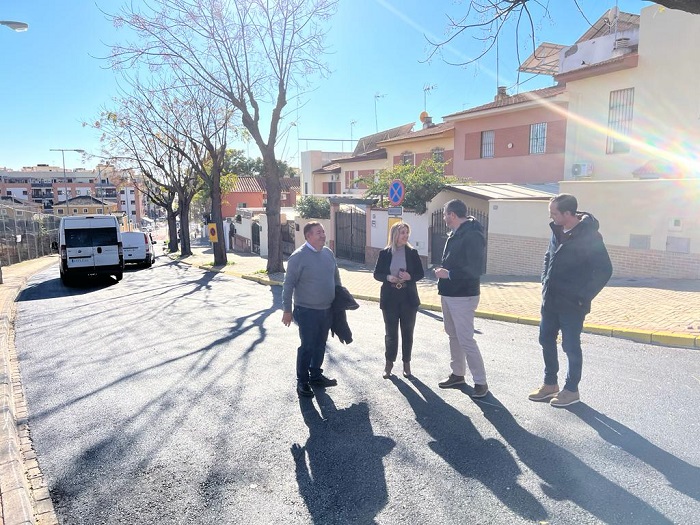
[529,194,613,407]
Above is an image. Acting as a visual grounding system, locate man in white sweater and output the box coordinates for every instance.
[282,222,341,398]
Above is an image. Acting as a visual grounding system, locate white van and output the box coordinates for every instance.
[122,231,156,267]
[59,215,124,284]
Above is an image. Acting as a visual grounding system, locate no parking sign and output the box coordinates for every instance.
[388,179,405,206]
[208,223,218,242]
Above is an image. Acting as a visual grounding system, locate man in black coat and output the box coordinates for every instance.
[434,199,489,398]
[529,194,612,407]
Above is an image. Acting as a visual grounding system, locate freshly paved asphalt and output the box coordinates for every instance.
[0,245,698,524]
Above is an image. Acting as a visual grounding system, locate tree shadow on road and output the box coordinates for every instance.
[392,377,548,522]
[291,390,395,524]
[475,396,674,524]
[569,404,700,502]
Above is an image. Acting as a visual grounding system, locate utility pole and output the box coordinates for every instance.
[374,93,386,133]
[423,84,437,112]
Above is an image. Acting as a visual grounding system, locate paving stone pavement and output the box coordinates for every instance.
[176,242,700,349]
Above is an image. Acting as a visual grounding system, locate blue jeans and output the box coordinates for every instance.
[539,307,586,392]
[293,306,332,384]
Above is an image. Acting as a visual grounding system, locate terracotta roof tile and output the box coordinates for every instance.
[445,85,567,118]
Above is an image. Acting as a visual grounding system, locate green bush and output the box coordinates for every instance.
[295,196,330,219]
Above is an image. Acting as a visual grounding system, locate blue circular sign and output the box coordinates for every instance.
[388,179,405,206]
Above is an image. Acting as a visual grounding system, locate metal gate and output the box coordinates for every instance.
[335,208,366,263]
[430,208,488,266]
[281,221,295,256]
[251,221,261,254]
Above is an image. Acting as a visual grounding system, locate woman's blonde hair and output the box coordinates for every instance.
[386,222,413,252]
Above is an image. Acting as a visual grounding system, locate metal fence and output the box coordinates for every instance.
[0,205,61,266]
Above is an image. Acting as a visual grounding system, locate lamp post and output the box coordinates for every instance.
[50,149,84,216]
[0,20,28,32]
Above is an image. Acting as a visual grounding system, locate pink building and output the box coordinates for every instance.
[444,85,568,184]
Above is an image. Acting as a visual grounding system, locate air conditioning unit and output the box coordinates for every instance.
[572,162,593,178]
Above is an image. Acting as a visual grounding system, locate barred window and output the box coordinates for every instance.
[607,88,634,154]
[401,151,414,166]
[431,147,445,163]
[529,122,547,154]
[481,130,495,158]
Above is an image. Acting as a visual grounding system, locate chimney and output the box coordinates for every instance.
[494,86,509,102]
[422,115,433,129]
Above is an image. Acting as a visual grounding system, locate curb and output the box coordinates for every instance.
[173,255,700,350]
[1,257,60,525]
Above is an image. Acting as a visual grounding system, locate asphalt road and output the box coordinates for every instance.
[12,257,700,524]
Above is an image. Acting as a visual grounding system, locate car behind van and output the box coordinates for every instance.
[59,215,124,284]
[122,231,156,267]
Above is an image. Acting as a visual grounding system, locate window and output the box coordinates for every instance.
[401,151,414,166]
[72,208,78,214]
[607,88,634,154]
[529,122,547,154]
[131,210,136,216]
[57,209,64,215]
[431,148,445,163]
[121,200,126,206]
[130,200,136,205]
[83,208,88,213]
[16,211,24,217]
[481,130,495,158]
[120,189,125,195]
[97,208,103,214]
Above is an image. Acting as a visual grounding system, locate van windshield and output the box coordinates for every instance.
[65,228,119,248]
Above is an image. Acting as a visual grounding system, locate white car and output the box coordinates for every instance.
[122,231,156,267]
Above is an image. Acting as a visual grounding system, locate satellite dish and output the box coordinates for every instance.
[419,111,429,123]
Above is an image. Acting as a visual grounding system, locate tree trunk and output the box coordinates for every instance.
[210,178,227,266]
[180,199,192,256]
[167,211,179,253]
[263,150,284,273]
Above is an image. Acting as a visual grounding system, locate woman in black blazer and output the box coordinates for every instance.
[373,221,425,378]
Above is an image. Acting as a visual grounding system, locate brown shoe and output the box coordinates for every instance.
[528,384,559,402]
[550,389,580,407]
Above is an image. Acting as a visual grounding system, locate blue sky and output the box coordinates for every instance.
[1,0,646,171]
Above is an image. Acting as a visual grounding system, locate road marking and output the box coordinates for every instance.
[692,375,700,386]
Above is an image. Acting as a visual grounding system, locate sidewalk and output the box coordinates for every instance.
[0,256,60,525]
[175,242,700,349]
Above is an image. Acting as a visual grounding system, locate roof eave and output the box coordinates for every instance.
[444,93,569,122]
[554,53,638,83]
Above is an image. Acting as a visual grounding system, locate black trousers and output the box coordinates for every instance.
[382,293,418,363]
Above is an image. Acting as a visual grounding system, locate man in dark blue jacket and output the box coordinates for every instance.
[529,194,612,407]
[434,199,489,398]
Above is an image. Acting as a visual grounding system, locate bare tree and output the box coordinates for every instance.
[90,80,205,255]
[428,0,700,66]
[106,0,337,273]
